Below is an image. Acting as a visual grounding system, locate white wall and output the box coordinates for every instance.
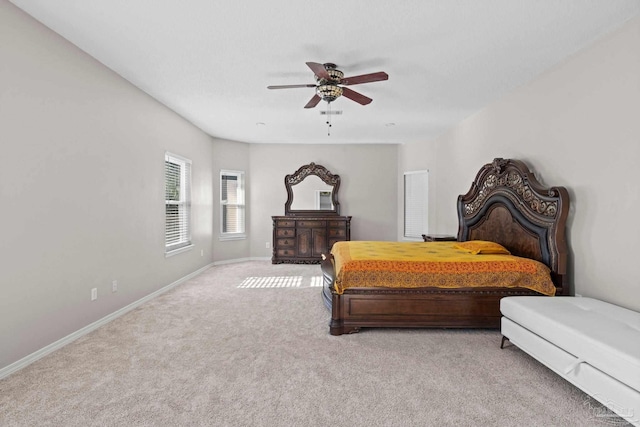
[399,16,640,311]
[249,144,398,260]
[0,2,214,370]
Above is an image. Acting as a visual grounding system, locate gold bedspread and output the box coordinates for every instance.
[331,241,556,296]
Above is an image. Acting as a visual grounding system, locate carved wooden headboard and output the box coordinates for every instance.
[457,158,570,294]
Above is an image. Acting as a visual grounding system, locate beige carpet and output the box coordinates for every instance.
[0,261,628,426]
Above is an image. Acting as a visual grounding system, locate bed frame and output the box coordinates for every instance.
[321,158,570,335]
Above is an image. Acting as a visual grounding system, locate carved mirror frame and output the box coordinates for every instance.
[284,163,341,216]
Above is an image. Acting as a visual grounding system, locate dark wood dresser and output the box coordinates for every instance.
[272,216,351,264]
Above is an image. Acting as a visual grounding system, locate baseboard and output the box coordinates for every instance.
[0,263,214,380]
[213,257,270,266]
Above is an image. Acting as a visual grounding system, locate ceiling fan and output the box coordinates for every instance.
[267,62,389,108]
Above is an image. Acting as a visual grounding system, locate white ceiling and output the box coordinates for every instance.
[9,0,640,144]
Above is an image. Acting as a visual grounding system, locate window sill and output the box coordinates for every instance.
[402,237,425,242]
[165,244,194,257]
[219,234,246,241]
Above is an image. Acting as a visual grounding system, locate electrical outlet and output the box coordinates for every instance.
[91,288,98,301]
[112,280,118,293]
[266,242,270,249]
[201,249,204,257]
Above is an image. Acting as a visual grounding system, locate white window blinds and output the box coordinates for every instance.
[221,170,245,237]
[165,152,192,253]
[404,170,429,239]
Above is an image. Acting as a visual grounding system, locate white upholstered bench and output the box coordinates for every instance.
[500,296,640,426]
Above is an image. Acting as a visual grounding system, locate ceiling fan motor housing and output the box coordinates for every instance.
[315,63,344,84]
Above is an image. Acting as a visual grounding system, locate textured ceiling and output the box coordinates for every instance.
[9,0,640,144]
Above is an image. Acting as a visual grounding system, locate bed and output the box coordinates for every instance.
[321,158,570,335]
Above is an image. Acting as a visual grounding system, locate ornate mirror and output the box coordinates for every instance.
[285,163,341,216]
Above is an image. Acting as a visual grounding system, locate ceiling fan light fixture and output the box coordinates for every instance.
[326,68,343,82]
[316,84,343,102]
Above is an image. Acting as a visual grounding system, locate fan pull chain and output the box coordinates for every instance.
[326,102,332,136]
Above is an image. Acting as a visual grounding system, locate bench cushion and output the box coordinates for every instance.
[500,296,640,391]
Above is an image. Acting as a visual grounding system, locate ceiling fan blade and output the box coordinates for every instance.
[304,94,322,109]
[340,71,389,86]
[267,84,316,89]
[306,62,331,80]
[341,87,372,105]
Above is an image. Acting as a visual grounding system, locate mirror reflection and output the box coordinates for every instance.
[290,175,334,211]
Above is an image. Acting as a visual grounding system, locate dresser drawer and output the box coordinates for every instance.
[276,228,295,237]
[276,248,296,257]
[297,220,325,228]
[328,228,346,237]
[276,220,295,227]
[328,220,346,227]
[276,238,295,248]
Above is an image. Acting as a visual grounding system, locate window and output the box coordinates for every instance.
[404,170,429,239]
[220,170,245,240]
[165,152,192,255]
